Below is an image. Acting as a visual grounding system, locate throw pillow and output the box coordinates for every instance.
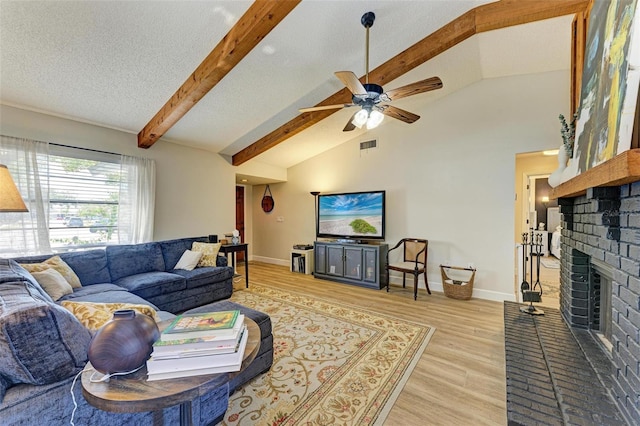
[61,301,160,331]
[192,242,222,267]
[0,283,92,388]
[20,256,82,288]
[174,249,203,271]
[31,268,74,301]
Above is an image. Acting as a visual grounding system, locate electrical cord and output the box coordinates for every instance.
[69,364,144,425]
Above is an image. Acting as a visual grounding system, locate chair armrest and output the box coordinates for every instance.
[386,240,404,263]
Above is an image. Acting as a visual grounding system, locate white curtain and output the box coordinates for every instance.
[0,136,51,256]
[118,155,155,244]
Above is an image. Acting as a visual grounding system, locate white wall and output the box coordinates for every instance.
[251,71,570,301]
[0,105,236,241]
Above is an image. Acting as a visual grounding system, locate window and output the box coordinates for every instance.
[0,136,155,256]
[47,146,122,252]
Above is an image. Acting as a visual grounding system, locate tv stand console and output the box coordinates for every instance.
[313,241,388,289]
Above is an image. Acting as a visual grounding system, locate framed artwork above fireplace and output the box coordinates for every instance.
[569,0,639,177]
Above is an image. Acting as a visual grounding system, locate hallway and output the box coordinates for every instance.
[537,254,561,310]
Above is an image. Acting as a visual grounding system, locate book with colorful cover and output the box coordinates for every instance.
[160,312,243,341]
[153,316,245,357]
[164,310,239,334]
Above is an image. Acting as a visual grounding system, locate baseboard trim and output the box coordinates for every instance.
[251,257,515,302]
[251,256,288,267]
[386,278,514,302]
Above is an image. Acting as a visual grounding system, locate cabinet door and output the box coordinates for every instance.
[315,244,327,274]
[343,247,363,280]
[363,248,378,283]
[326,246,344,276]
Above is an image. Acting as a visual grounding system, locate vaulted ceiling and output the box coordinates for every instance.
[0,1,587,176]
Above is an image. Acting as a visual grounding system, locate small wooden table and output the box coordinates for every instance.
[219,243,249,288]
[82,318,260,426]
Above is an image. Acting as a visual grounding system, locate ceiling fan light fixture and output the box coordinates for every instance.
[352,109,369,128]
[366,110,384,129]
[299,11,441,133]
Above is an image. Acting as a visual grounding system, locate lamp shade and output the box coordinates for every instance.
[366,110,384,129]
[352,109,369,128]
[0,164,28,212]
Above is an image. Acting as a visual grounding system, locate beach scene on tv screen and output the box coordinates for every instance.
[318,192,383,237]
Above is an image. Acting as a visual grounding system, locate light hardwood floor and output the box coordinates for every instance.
[233,262,507,425]
[538,256,561,309]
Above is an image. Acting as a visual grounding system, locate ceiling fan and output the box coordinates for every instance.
[300,11,443,132]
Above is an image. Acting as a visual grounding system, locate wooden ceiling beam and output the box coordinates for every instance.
[232,0,590,166]
[137,0,301,149]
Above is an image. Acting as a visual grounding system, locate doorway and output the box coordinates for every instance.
[235,186,245,262]
[515,153,560,309]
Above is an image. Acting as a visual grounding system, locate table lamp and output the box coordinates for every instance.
[0,164,28,212]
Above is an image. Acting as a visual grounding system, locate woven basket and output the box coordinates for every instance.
[440,265,476,300]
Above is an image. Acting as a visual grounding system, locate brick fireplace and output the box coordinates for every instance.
[559,182,640,424]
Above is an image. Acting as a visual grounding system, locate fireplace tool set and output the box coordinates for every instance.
[520,229,544,315]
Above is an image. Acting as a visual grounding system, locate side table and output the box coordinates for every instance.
[291,248,314,274]
[220,243,249,288]
[82,318,260,426]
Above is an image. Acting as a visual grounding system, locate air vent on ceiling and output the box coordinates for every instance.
[360,139,377,150]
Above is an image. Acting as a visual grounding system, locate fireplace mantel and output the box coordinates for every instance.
[550,149,640,199]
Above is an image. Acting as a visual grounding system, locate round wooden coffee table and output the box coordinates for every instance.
[82,318,260,425]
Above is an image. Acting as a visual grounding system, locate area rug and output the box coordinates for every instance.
[540,257,560,269]
[221,284,435,426]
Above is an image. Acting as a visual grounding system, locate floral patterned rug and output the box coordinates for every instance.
[222,284,435,426]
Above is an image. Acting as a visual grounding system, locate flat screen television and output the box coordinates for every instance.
[316,190,385,241]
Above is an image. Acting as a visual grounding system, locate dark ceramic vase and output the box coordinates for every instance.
[88,309,160,375]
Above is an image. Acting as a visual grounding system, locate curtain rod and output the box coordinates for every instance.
[1,134,121,157]
[50,142,119,157]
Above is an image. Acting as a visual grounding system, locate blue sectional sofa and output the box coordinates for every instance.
[0,236,274,425]
[12,236,234,313]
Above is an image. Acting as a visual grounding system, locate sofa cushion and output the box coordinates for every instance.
[31,268,73,301]
[13,251,112,287]
[171,266,234,289]
[19,256,81,288]
[159,236,208,271]
[60,301,160,331]
[59,249,111,286]
[106,242,165,282]
[0,374,9,402]
[114,272,186,300]
[0,280,92,388]
[59,283,160,309]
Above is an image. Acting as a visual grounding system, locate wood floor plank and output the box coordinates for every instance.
[234,262,507,425]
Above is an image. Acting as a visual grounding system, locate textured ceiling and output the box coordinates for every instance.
[0,1,572,174]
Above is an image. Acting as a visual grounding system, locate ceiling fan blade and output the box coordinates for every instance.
[381,105,420,124]
[383,77,443,101]
[335,71,367,96]
[299,103,354,113]
[343,112,358,132]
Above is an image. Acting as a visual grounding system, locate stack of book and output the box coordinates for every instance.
[146,310,248,381]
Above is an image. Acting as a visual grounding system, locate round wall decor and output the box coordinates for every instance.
[261,185,274,213]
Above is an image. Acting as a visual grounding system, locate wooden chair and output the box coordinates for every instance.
[385,238,430,300]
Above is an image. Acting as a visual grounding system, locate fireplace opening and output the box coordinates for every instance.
[590,258,613,354]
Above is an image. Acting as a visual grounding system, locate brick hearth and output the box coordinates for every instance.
[504,301,625,425]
